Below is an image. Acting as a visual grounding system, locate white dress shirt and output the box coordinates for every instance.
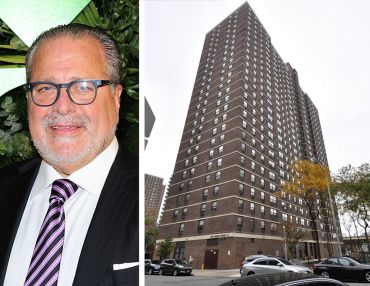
[4,138,119,286]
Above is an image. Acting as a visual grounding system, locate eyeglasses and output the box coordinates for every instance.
[24,79,114,107]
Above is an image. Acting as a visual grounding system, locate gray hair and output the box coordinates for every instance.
[25,23,122,83]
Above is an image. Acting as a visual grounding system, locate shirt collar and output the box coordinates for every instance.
[31,137,119,199]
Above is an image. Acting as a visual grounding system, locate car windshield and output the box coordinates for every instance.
[176,259,189,265]
[278,258,293,265]
[152,260,160,264]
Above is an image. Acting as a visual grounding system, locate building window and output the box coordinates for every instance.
[250,202,255,214]
[261,221,265,232]
[213,185,220,196]
[260,205,265,217]
[190,168,195,176]
[240,169,245,180]
[173,209,178,219]
[179,183,184,191]
[198,220,205,233]
[261,191,265,202]
[184,193,190,203]
[251,174,255,183]
[215,171,221,181]
[200,203,206,216]
[192,156,197,164]
[211,201,218,211]
[182,207,188,219]
[270,208,277,219]
[241,143,246,152]
[271,223,278,233]
[238,199,244,212]
[187,180,192,189]
[237,216,243,231]
[250,218,255,232]
[179,223,185,234]
[270,195,277,205]
[205,174,211,183]
[217,158,222,167]
[218,146,224,154]
[209,150,214,158]
[203,189,208,200]
[239,183,244,195]
[242,131,247,140]
[207,162,212,171]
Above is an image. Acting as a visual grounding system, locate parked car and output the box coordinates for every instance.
[239,255,267,273]
[241,257,312,276]
[144,259,161,275]
[313,256,370,282]
[218,272,349,286]
[159,259,192,276]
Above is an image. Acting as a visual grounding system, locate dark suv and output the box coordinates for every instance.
[159,259,192,276]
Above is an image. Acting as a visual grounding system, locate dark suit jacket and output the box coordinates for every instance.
[0,147,139,286]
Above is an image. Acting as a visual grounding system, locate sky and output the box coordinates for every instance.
[142,0,370,192]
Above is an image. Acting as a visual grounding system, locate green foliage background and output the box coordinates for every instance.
[0,0,139,168]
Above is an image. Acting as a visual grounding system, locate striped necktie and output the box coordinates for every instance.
[24,179,78,286]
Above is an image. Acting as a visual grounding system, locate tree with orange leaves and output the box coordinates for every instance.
[282,160,330,261]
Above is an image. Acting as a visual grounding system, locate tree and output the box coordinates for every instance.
[156,238,174,261]
[282,160,330,261]
[145,211,159,256]
[283,221,304,259]
[333,163,370,254]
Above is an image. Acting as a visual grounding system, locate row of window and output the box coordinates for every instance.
[177,218,278,235]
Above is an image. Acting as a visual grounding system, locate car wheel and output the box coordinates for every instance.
[365,271,370,282]
[148,268,153,275]
[173,269,178,276]
[247,272,255,276]
[321,271,330,278]
[159,269,163,275]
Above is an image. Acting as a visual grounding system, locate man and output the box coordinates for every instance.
[0,24,138,286]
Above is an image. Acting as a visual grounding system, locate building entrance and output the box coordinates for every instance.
[204,249,218,269]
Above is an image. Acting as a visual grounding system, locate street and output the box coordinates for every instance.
[145,272,370,286]
[145,275,230,286]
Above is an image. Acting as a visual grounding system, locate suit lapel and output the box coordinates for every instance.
[73,148,138,286]
[0,159,40,284]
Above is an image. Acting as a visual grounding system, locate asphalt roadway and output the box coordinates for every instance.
[145,269,369,286]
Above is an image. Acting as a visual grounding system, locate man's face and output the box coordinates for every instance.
[28,35,122,175]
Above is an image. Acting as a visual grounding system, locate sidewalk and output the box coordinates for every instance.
[192,268,240,278]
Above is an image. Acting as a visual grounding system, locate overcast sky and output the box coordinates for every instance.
[142,0,370,190]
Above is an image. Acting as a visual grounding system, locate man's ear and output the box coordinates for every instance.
[114,84,123,111]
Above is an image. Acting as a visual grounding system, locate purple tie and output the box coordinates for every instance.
[24,179,78,286]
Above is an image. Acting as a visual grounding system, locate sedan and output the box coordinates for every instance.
[241,257,312,276]
[159,259,192,276]
[313,256,370,282]
[219,272,348,286]
[144,259,161,275]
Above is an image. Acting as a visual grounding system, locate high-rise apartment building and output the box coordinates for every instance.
[158,2,341,269]
[145,174,166,223]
